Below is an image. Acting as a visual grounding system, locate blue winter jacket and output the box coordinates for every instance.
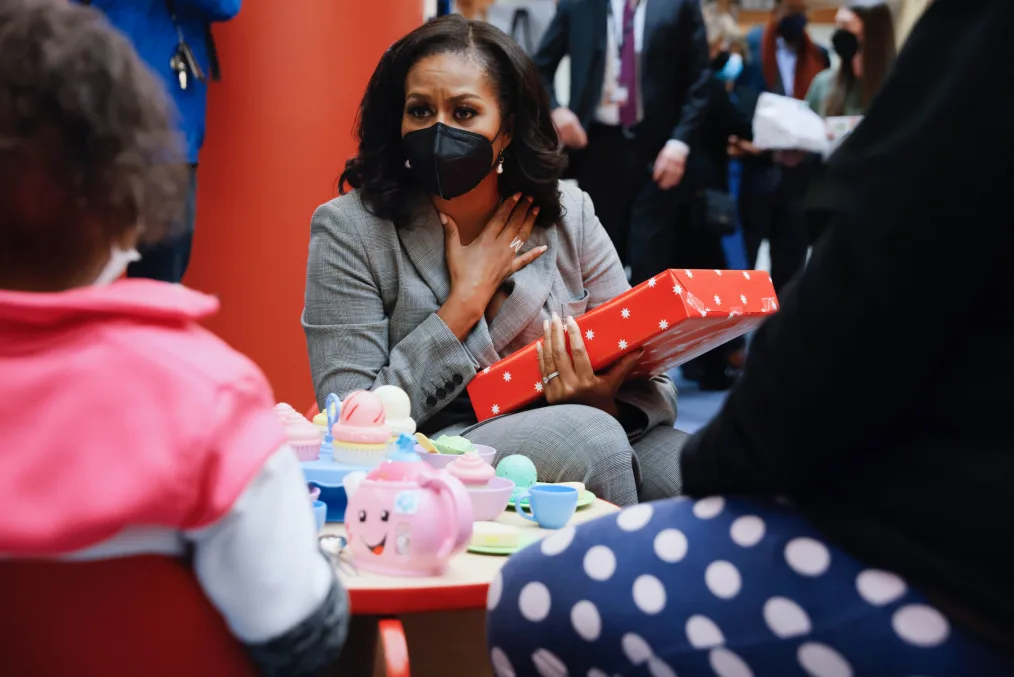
[79,0,241,163]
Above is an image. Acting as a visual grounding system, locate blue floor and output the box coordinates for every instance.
[669,368,729,434]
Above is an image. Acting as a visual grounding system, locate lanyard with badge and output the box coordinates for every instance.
[606,0,641,106]
[79,0,216,91]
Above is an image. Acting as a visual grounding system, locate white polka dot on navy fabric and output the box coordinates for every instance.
[693,496,725,519]
[785,538,831,576]
[532,648,568,677]
[797,642,853,677]
[856,569,907,606]
[763,597,812,638]
[709,647,754,677]
[617,503,654,531]
[587,670,608,677]
[584,545,617,581]
[491,647,516,677]
[892,605,950,647]
[541,526,576,556]
[632,574,666,614]
[730,515,766,547]
[621,633,653,665]
[686,614,725,648]
[571,600,602,641]
[488,572,503,611]
[653,528,688,563]
[705,560,742,599]
[648,657,677,677]
[519,582,552,622]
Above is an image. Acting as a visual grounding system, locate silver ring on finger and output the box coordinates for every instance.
[543,371,559,384]
[509,236,524,254]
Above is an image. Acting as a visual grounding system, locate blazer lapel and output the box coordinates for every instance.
[397,192,500,367]
[398,193,451,304]
[641,0,668,58]
[487,226,558,354]
[593,0,609,54]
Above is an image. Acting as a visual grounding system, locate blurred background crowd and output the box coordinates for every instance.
[84,0,928,402]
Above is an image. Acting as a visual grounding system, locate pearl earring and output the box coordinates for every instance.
[405,159,411,169]
[496,154,504,175]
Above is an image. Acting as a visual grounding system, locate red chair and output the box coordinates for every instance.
[0,556,257,677]
[0,555,412,676]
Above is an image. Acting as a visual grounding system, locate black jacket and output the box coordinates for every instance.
[682,0,1014,650]
[534,0,711,153]
[681,76,752,195]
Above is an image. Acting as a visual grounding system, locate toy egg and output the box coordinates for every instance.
[495,454,538,498]
[373,385,416,436]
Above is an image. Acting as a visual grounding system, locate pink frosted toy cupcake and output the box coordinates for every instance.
[447,452,496,486]
[331,391,392,467]
[274,403,322,462]
[447,452,515,521]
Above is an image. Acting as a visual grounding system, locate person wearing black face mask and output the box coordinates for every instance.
[806,3,897,118]
[304,16,689,507]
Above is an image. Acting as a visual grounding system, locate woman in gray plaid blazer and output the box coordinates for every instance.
[303,16,687,505]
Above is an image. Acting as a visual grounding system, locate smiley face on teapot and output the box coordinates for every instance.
[344,459,474,577]
[350,490,420,557]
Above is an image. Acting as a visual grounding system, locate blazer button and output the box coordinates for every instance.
[435,387,447,399]
[445,380,456,392]
[426,396,437,407]
[452,374,463,385]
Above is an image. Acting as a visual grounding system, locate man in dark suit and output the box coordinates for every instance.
[534,0,711,284]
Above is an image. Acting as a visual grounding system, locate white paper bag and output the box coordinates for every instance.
[752,92,830,155]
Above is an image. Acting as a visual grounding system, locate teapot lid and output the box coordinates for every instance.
[365,434,426,482]
[387,433,422,463]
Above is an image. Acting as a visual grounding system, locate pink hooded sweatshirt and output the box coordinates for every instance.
[0,280,285,555]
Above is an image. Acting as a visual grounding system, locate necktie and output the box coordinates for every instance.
[618,0,638,127]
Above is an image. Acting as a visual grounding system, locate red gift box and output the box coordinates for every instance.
[467,269,779,422]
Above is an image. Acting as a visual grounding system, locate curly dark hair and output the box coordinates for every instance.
[0,0,186,288]
[339,15,567,228]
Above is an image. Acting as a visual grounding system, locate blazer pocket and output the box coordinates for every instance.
[559,289,590,319]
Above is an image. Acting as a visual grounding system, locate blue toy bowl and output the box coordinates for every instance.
[301,458,364,523]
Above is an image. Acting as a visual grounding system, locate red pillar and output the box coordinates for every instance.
[187,2,423,405]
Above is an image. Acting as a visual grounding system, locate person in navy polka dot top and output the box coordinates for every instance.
[486,1,1014,674]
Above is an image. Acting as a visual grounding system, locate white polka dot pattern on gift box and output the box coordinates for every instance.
[465,268,779,423]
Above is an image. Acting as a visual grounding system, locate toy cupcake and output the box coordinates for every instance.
[373,385,416,437]
[274,403,322,462]
[447,452,496,487]
[448,452,515,521]
[331,390,392,467]
[311,410,330,440]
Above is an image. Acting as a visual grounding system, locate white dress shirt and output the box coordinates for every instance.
[775,36,798,98]
[593,0,689,158]
[595,0,647,125]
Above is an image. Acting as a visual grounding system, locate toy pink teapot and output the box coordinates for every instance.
[343,435,474,576]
